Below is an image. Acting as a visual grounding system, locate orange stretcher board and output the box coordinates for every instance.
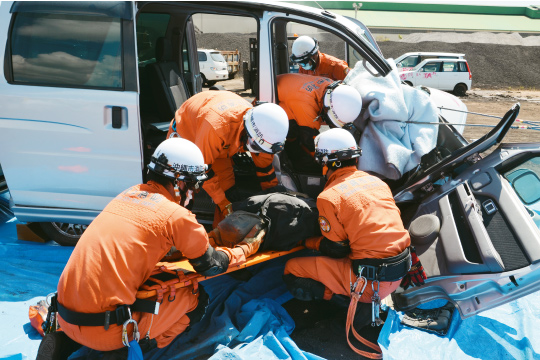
[136,246,305,299]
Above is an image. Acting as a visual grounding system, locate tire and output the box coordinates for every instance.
[206,80,217,86]
[201,73,208,87]
[453,83,467,97]
[404,81,413,87]
[39,222,88,246]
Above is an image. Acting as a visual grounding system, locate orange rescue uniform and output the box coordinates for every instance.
[277,73,332,131]
[299,51,350,81]
[284,167,411,302]
[57,181,247,351]
[167,91,277,210]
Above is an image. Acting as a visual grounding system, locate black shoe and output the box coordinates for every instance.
[36,331,82,360]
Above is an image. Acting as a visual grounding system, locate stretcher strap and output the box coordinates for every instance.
[345,278,382,359]
[140,266,199,303]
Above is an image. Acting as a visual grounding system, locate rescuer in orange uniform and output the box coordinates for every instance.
[167,91,289,219]
[37,138,264,359]
[283,129,422,335]
[276,73,362,172]
[290,35,350,81]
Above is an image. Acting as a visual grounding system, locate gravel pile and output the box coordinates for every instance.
[198,31,540,90]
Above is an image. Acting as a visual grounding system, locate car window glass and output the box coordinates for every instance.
[137,13,170,66]
[10,13,122,89]
[273,21,348,73]
[192,13,257,93]
[458,62,467,72]
[182,33,191,73]
[198,51,207,61]
[210,52,226,62]
[400,55,419,67]
[503,157,540,230]
[442,62,457,72]
[422,62,440,72]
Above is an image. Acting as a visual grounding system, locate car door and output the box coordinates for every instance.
[0,2,142,223]
[416,60,440,88]
[393,104,540,318]
[438,61,460,90]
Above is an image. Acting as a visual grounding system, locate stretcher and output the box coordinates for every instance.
[136,246,304,299]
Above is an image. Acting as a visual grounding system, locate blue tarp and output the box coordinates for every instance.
[1,217,540,360]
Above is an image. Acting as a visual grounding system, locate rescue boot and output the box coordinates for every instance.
[36,331,82,360]
[283,274,326,301]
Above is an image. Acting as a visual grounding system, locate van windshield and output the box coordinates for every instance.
[210,52,226,62]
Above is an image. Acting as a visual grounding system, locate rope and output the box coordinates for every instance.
[345,277,382,359]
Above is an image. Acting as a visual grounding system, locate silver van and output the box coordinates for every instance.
[1,1,539,319]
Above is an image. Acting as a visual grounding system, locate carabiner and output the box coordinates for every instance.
[351,275,367,300]
[121,308,140,347]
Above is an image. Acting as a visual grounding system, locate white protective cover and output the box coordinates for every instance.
[346,59,439,180]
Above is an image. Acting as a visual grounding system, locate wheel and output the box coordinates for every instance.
[404,81,413,87]
[39,222,88,246]
[453,83,467,97]
[201,73,208,87]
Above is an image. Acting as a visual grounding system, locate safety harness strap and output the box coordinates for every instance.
[345,277,383,359]
[352,247,411,281]
[57,298,159,330]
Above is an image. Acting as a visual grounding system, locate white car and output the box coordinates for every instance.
[1,0,539,321]
[198,49,229,86]
[400,58,472,96]
[395,52,465,72]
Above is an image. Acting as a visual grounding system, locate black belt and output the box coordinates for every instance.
[352,247,411,282]
[57,297,160,330]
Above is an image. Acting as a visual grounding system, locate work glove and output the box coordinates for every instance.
[218,199,233,217]
[235,225,266,258]
[400,247,427,290]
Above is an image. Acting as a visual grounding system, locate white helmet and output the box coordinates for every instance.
[244,103,289,154]
[322,82,362,128]
[290,36,319,69]
[314,128,362,165]
[148,138,208,188]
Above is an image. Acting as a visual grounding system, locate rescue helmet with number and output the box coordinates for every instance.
[321,82,362,129]
[244,103,289,154]
[314,128,362,165]
[290,36,319,70]
[148,138,208,189]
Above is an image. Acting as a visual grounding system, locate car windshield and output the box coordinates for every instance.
[210,52,226,62]
[504,157,540,230]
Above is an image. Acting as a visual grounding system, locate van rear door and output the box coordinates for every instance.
[0,2,141,223]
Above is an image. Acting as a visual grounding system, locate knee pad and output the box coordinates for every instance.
[282,274,326,301]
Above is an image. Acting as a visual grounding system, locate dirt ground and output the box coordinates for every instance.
[204,79,540,360]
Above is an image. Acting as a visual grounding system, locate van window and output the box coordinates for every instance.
[137,13,171,65]
[400,55,420,68]
[421,62,441,72]
[10,13,122,89]
[442,62,457,72]
[198,51,207,61]
[458,62,468,72]
[210,52,226,62]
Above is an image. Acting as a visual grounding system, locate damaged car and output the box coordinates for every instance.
[0,0,538,325]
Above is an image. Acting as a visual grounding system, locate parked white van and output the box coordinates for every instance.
[400,58,472,96]
[198,49,229,86]
[395,52,465,72]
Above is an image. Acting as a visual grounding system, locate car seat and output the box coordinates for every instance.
[147,37,190,123]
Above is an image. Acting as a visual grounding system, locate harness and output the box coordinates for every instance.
[346,247,412,359]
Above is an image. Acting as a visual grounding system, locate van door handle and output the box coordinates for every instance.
[112,106,123,129]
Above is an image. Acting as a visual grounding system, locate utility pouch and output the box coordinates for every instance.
[42,293,59,335]
[352,247,411,281]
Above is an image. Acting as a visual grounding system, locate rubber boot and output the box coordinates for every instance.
[282,274,326,301]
